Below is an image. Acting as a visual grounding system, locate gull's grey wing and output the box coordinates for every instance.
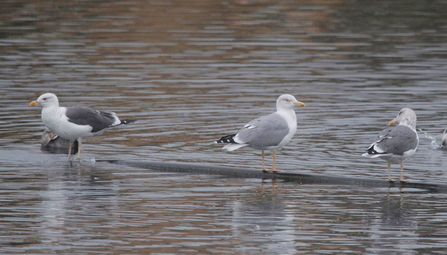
[65,106,117,133]
[377,126,393,140]
[235,112,290,149]
[374,125,418,155]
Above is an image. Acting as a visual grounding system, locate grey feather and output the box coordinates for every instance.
[235,112,290,149]
[65,106,117,133]
[374,125,418,155]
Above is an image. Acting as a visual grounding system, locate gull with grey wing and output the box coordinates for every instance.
[215,94,305,173]
[30,93,136,160]
[362,108,419,182]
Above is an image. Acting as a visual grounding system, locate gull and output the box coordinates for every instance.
[362,108,419,182]
[215,94,305,173]
[30,93,135,160]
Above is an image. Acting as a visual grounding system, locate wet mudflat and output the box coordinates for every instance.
[2,0,447,254]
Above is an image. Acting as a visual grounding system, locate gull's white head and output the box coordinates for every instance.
[30,93,59,108]
[276,94,305,111]
[389,108,417,129]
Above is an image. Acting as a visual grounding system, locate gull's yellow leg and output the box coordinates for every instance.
[388,162,396,182]
[261,150,268,173]
[76,139,82,160]
[272,151,282,173]
[399,163,407,183]
[68,141,73,159]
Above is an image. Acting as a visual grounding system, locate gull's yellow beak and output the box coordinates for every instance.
[29,101,39,106]
[389,118,397,125]
[294,101,306,107]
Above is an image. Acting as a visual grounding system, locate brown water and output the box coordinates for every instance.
[2,0,447,254]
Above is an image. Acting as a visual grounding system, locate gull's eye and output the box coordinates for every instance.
[43,98,47,101]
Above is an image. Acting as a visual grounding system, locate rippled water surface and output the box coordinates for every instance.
[2,0,447,254]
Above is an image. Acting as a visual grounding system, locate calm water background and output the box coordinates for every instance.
[2,0,447,254]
